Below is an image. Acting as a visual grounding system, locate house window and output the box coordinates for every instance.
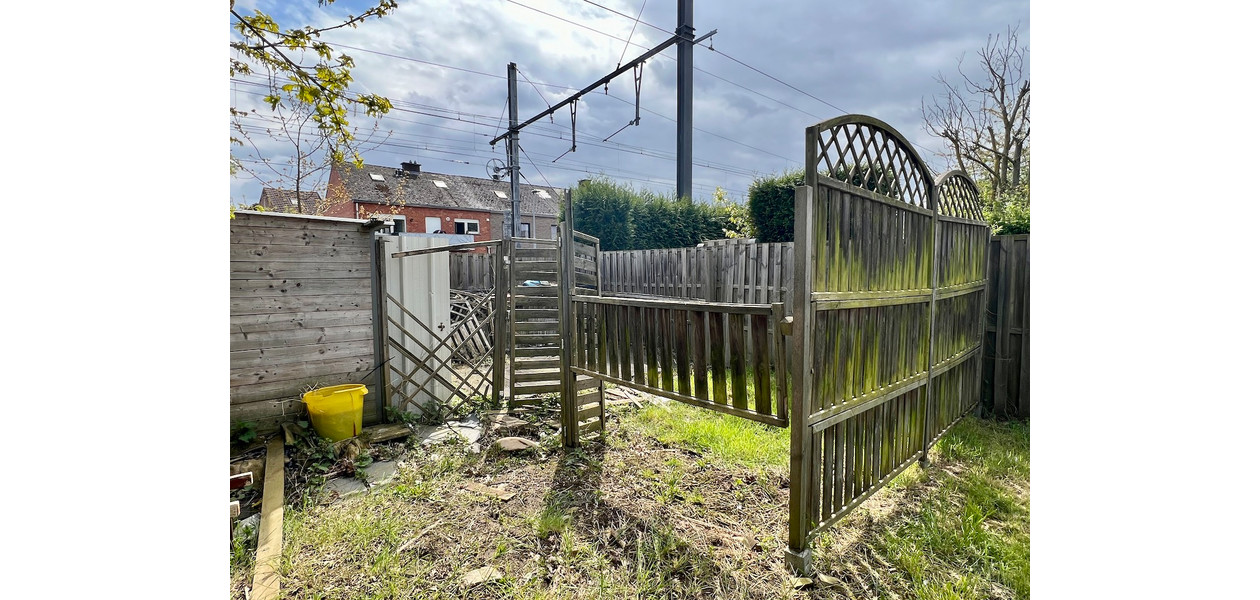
[519,222,531,238]
[550,224,558,239]
[454,218,480,235]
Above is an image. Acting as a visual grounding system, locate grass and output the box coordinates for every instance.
[231,396,1029,599]
[622,401,791,471]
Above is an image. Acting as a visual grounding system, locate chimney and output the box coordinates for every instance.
[401,161,421,173]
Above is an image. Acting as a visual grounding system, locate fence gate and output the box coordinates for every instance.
[784,115,989,572]
[377,235,505,419]
[506,237,567,411]
[559,198,791,451]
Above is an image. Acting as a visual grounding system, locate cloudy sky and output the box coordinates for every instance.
[229,0,1029,206]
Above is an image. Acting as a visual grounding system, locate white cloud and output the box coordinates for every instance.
[230,0,1030,205]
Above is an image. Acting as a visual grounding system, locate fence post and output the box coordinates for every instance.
[786,184,815,574]
[921,182,941,466]
[559,191,578,447]
[492,220,509,407]
[992,237,1011,416]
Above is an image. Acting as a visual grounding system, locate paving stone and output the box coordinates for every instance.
[363,460,398,486]
[453,426,482,445]
[326,476,367,497]
[486,413,531,430]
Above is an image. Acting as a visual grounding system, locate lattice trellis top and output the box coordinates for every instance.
[935,170,985,222]
[810,115,933,210]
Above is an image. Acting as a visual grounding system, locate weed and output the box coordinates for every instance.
[231,421,258,445]
[532,503,570,540]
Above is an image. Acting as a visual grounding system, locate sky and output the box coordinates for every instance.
[229,0,1030,207]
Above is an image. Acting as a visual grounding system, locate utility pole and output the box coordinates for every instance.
[507,62,521,238]
[676,0,694,201]
[493,25,714,216]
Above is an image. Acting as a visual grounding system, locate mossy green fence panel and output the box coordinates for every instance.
[786,116,989,571]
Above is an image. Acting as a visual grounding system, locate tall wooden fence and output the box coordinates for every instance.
[784,115,989,572]
[600,241,794,303]
[982,234,1029,418]
[596,237,1029,419]
[230,212,383,431]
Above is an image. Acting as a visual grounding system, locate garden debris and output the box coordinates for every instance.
[334,437,369,462]
[462,566,504,587]
[281,422,303,445]
[363,461,399,486]
[230,472,254,490]
[233,513,261,542]
[462,482,516,501]
[231,459,264,487]
[791,577,814,589]
[364,423,412,444]
[816,573,842,587]
[492,437,540,452]
[395,522,440,555]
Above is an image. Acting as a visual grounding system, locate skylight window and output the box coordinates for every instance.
[494,191,508,199]
[532,189,552,199]
[433,180,448,188]
[369,173,386,182]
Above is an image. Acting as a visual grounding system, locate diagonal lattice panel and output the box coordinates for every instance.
[935,170,985,222]
[812,116,932,210]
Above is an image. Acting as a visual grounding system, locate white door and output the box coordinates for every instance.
[425,216,441,234]
[381,234,452,412]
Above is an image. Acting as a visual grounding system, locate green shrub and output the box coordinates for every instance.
[984,184,1030,235]
[747,169,804,243]
[570,177,734,250]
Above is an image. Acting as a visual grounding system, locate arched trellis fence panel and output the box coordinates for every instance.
[784,116,988,572]
[554,114,989,575]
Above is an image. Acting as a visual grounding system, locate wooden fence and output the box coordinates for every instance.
[230,212,383,431]
[600,241,794,303]
[982,234,1029,418]
[597,236,1029,419]
[450,252,496,291]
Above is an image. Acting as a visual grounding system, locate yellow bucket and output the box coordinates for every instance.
[302,384,368,442]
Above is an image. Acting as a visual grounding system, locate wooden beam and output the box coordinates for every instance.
[251,437,285,600]
[390,239,503,258]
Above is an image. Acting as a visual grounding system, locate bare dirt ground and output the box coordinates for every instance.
[230,392,1010,600]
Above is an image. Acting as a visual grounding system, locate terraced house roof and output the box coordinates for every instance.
[332,162,563,216]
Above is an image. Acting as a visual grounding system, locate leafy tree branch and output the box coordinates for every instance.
[229,0,397,169]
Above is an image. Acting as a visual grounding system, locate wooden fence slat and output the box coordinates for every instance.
[710,309,728,406]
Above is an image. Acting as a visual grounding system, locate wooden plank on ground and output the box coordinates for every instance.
[365,423,412,443]
[252,436,285,600]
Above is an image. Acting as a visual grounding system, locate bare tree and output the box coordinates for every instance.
[923,26,1030,202]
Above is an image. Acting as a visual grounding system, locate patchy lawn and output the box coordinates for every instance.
[230,397,1029,599]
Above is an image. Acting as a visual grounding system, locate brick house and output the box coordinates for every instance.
[323,161,563,249]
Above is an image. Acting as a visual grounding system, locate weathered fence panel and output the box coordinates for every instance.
[785,116,988,573]
[569,295,789,427]
[982,234,1029,418]
[450,252,496,291]
[230,212,382,431]
[600,241,794,303]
